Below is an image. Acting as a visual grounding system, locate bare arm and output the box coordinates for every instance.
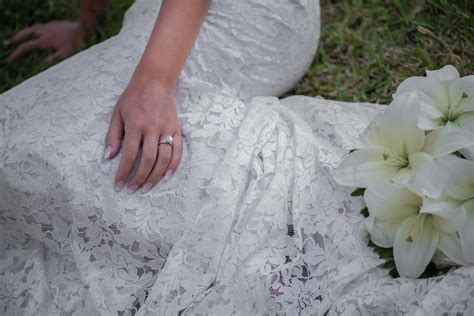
[104,0,212,194]
[134,0,212,89]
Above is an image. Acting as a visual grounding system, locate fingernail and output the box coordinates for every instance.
[103,145,112,160]
[114,181,124,192]
[127,184,139,194]
[164,169,173,180]
[141,182,153,194]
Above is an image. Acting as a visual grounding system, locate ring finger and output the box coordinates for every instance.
[141,136,173,192]
[127,133,159,193]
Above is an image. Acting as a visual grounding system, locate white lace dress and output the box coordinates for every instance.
[1,0,473,315]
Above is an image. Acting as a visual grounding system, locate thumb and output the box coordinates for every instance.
[104,108,124,161]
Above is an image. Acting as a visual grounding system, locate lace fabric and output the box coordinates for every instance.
[1,0,473,315]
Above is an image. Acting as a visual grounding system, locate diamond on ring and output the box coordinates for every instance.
[159,135,174,146]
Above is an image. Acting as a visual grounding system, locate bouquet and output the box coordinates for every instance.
[334,65,474,278]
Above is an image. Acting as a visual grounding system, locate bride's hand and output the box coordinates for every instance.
[103,0,210,194]
[104,74,183,194]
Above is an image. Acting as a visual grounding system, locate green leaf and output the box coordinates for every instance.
[383,260,396,270]
[360,207,369,217]
[378,249,394,259]
[351,188,366,196]
[367,239,377,248]
[389,267,400,278]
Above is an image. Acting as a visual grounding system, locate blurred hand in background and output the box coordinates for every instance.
[4,0,110,65]
[4,21,82,64]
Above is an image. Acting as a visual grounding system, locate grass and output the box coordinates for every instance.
[1,0,473,104]
[286,0,474,103]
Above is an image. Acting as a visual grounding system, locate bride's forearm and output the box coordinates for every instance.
[133,0,212,90]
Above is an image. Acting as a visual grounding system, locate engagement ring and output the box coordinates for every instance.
[158,135,174,146]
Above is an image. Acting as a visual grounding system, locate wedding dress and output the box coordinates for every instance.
[1,0,473,314]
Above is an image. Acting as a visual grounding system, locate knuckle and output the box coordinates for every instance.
[152,116,162,125]
[149,125,160,134]
[128,119,142,130]
[149,123,161,133]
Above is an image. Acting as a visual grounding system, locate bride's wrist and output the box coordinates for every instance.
[128,73,175,101]
[127,70,177,108]
[132,62,177,93]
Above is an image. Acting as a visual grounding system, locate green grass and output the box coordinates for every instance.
[1,0,473,104]
[286,0,474,103]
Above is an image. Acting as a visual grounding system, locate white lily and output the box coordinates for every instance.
[458,114,474,160]
[429,155,474,263]
[333,91,473,197]
[395,65,474,159]
[394,65,474,130]
[364,181,467,278]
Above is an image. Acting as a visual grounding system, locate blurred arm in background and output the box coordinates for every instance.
[4,0,110,64]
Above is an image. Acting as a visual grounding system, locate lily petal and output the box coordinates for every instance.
[460,147,474,161]
[453,77,474,112]
[392,167,412,186]
[394,214,439,278]
[459,200,474,263]
[426,65,460,81]
[438,232,468,266]
[333,147,399,187]
[364,182,420,221]
[416,81,456,131]
[394,77,436,96]
[392,77,446,130]
[457,113,474,133]
[368,217,401,248]
[407,151,442,198]
[457,113,474,160]
[370,92,424,155]
[460,75,474,85]
[422,128,474,158]
[422,194,466,231]
[431,215,457,234]
[432,249,458,266]
[437,155,474,201]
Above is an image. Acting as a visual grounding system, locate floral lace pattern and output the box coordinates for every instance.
[1,0,474,315]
